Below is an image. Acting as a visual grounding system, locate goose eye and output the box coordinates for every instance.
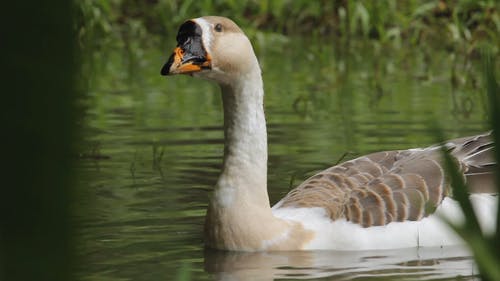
[214,23,222,32]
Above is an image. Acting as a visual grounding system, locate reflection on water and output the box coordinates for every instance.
[77,38,488,280]
[205,246,476,281]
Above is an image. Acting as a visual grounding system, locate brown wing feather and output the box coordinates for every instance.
[277,132,496,227]
[449,131,497,193]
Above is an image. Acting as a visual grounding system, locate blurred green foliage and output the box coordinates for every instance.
[76,0,500,55]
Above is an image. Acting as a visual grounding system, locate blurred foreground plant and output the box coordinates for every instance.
[1,1,78,281]
[438,49,499,281]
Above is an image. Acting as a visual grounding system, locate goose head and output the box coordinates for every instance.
[161,16,259,85]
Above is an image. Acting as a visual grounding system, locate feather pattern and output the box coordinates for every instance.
[277,131,495,227]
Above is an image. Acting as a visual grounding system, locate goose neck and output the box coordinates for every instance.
[216,72,268,206]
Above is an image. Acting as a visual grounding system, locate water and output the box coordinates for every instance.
[76,37,488,280]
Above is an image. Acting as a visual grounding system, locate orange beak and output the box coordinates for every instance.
[164,47,211,75]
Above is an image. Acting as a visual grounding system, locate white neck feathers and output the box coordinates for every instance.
[214,65,269,208]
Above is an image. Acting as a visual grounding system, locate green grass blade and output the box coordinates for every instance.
[435,128,482,232]
[482,49,500,251]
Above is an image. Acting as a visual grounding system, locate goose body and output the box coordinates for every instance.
[161,16,498,251]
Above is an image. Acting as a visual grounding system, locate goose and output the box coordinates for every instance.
[160,16,498,251]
